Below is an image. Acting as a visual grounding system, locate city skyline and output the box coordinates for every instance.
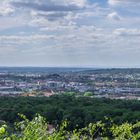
[0,0,140,67]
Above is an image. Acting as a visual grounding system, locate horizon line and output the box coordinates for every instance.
[0,66,140,69]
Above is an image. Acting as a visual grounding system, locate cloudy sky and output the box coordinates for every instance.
[0,0,140,67]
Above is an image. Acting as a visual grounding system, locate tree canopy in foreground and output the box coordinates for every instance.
[1,114,140,140]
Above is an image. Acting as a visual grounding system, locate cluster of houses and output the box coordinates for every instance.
[1,70,140,99]
[0,78,91,97]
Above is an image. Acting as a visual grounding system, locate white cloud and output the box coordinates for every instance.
[0,0,140,67]
[113,28,140,36]
[0,16,27,31]
[0,35,56,44]
[0,25,108,51]
[0,0,14,16]
[108,0,140,6]
[51,0,88,7]
[107,12,121,21]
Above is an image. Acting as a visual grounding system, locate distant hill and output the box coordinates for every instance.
[0,67,97,73]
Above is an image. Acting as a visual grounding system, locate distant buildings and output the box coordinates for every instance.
[0,69,140,99]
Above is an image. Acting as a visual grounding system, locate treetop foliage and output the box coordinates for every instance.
[1,114,140,140]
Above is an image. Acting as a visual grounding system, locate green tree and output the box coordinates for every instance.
[84,92,93,97]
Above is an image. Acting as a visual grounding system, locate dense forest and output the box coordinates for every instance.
[0,95,140,130]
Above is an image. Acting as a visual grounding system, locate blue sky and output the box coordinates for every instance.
[0,0,140,67]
